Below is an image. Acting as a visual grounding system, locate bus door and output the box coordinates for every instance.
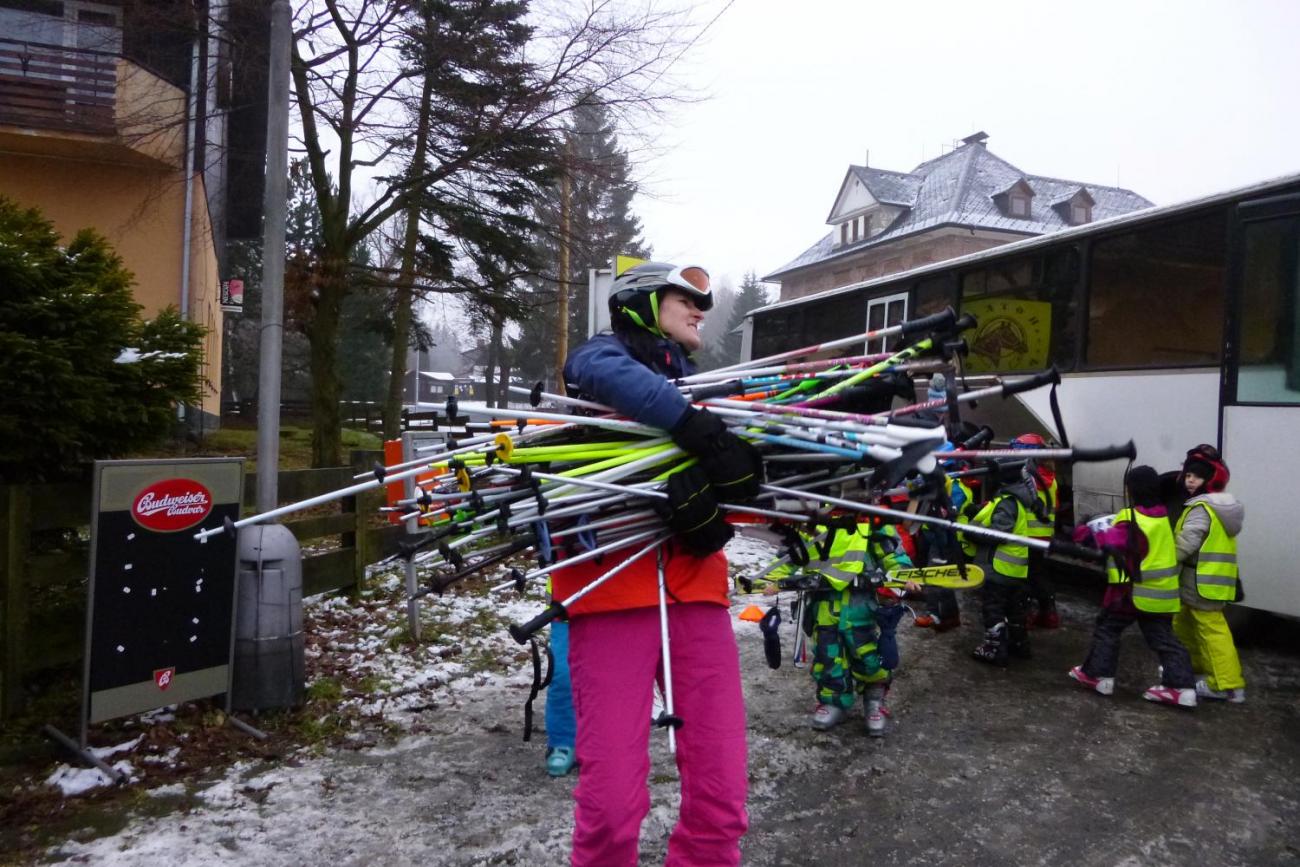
[1221,192,1300,617]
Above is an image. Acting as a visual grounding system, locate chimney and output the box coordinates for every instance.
[961,131,989,147]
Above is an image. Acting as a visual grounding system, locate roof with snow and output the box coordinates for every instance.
[765,138,1154,281]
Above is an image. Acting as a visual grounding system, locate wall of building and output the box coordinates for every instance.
[0,153,224,420]
[779,229,1015,300]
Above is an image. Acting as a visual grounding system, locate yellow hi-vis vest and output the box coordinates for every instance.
[1026,478,1058,540]
[771,524,870,593]
[806,525,870,592]
[1106,508,1180,613]
[1175,502,1239,602]
[951,478,978,558]
[972,495,1029,579]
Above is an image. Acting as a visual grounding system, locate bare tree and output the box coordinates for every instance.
[290,0,703,466]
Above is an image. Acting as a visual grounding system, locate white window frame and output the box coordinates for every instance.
[865,290,909,354]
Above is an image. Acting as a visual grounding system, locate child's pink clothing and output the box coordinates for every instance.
[568,602,748,867]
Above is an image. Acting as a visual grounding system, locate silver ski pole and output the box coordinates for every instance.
[655,546,683,753]
[791,593,808,669]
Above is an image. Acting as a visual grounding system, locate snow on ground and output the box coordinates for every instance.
[36,533,1300,866]
[40,536,780,866]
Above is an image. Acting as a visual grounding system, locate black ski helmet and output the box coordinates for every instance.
[608,262,712,336]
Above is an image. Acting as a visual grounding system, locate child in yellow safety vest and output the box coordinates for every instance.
[1173,445,1246,704]
[1012,434,1062,630]
[766,518,912,737]
[1067,465,1198,708]
[964,465,1042,666]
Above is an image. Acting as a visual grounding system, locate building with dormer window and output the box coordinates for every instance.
[765,132,1153,301]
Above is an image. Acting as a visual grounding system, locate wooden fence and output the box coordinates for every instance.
[0,452,402,720]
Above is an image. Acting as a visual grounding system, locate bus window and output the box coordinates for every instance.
[1235,215,1300,403]
[959,248,1080,373]
[914,275,956,319]
[752,308,801,358]
[804,293,869,351]
[1086,210,1227,368]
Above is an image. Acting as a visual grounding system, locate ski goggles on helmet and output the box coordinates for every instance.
[661,264,712,309]
[609,262,713,336]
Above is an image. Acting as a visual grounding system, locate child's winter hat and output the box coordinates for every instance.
[1182,444,1229,492]
[927,372,947,403]
[1125,464,1162,507]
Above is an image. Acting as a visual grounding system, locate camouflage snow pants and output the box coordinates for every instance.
[810,587,888,708]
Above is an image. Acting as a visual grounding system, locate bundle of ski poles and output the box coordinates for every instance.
[193,305,1135,646]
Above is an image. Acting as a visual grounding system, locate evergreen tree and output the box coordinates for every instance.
[514,100,650,389]
[693,275,737,371]
[0,197,205,480]
[720,271,772,367]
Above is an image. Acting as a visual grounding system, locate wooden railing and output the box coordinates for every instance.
[0,39,116,134]
[0,452,402,719]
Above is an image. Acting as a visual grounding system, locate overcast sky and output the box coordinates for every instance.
[631,0,1300,292]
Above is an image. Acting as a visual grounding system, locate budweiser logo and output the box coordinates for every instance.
[132,479,213,532]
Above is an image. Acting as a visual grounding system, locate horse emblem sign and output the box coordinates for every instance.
[962,298,1052,373]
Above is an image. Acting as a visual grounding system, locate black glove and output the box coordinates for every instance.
[656,465,733,556]
[671,408,763,502]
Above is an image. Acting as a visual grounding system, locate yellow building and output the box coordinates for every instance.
[0,0,261,426]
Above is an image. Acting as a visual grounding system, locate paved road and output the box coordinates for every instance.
[42,587,1300,866]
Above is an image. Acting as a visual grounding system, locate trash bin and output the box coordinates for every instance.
[232,524,305,711]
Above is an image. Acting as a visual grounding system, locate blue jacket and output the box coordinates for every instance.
[563,333,694,431]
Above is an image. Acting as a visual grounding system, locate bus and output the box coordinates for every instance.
[744,172,1300,622]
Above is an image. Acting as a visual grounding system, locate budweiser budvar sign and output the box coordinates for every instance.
[131,478,214,532]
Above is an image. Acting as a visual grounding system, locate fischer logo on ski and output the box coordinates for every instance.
[132,479,213,532]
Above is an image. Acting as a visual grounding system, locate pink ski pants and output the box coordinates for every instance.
[568,602,749,866]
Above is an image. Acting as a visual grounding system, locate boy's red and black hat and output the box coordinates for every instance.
[1183,444,1229,492]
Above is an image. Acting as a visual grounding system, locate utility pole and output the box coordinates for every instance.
[256,0,291,513]
[553,137,572,395]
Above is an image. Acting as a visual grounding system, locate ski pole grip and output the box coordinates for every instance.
[1070,441,1137,463]
[690,380,742,401]
[950,313,977,334]
[1049,539,1106,564]
[898,306,955,336]
[1001,366,1060,398]
[509,602,567,645]
[960,425,994,450]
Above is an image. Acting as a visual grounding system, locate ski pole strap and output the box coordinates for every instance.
[521,636,554,742]
[534,519,553,567]
[1049,380,1070,448]
[774,523,809,566]
[575,514,597,552]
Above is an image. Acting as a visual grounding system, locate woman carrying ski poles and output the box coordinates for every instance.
[554,262,761,867]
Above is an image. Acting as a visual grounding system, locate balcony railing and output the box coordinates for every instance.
[0,39,116,135]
